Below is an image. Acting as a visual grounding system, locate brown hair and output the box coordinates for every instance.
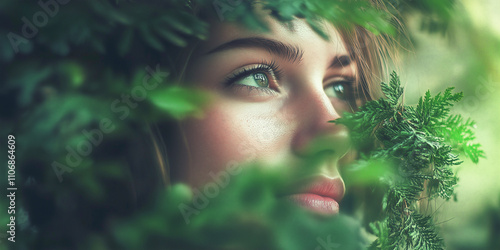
[339,1,407,105]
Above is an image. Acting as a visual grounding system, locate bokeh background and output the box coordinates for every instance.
[400,0,500,249]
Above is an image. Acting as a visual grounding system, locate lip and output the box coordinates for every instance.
[282,176,345,215]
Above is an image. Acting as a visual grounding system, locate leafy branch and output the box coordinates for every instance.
[335,72,485,249]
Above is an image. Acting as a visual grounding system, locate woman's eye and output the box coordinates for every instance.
[325,82,348,100]
[224,62,282,95]
[235,72,270,88]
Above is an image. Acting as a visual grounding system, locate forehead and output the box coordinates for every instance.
[194,14,349,58]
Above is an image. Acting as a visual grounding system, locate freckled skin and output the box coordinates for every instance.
[169,14,355,190]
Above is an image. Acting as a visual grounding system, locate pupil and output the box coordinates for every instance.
[253,73,268,87]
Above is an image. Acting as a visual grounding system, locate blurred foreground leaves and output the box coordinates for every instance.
[113,166,368,250]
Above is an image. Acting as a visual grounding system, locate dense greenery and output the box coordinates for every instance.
[335,72,484,249]
[0,0,485,249]
[112,165,370,249]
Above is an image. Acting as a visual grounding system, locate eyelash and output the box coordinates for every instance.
[224,60,283,92]
[223,61,357,104]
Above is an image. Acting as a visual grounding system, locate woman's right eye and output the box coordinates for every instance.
[234,72,270,88]
[224,62,283,94]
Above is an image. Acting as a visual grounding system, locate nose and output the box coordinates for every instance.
[291,87,351,160]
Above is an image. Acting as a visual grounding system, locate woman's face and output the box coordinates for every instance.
[173,13,357,214]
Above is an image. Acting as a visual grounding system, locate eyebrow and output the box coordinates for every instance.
[205,37,304,63]
[330,55,352,68]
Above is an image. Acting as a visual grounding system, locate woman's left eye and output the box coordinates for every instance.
[324,81,352,101]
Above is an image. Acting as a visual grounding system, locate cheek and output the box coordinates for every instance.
[181,99,295,186]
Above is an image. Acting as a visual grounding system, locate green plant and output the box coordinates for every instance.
[335,72,484,249]
[1,0,472,249]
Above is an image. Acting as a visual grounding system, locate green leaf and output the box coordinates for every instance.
[148,86,212,120]
[338,71,483,249]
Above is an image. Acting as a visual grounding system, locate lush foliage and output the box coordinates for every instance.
[335,72,484,249]
[0,0,476,249]
[113,165,369,250]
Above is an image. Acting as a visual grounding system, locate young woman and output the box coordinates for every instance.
[13,1,398,249]
[145,3,394,216]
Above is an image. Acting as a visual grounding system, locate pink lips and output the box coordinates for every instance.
[284,177,345,215]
